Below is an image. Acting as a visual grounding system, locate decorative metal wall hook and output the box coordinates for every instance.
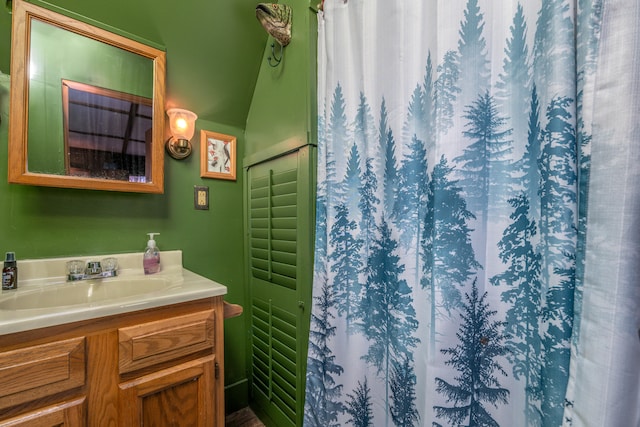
[268,42,283,67]
[256,3,292,67]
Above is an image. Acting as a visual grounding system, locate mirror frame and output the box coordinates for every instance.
[8,0,166,193]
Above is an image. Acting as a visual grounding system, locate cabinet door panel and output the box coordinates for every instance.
[0,397,85,427]
[119,355,216,427]
[142,378,199,426]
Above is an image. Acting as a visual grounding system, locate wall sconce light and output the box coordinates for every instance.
[166,108,198,160]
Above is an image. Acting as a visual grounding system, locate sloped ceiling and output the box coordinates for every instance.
[0,0,268,128]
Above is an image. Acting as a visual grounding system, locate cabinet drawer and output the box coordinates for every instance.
[0,337,86,411]
[119,309,215,374]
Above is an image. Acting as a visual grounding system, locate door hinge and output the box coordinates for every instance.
[215,361,220,379]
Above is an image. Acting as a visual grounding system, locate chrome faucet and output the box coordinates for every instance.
[67,258,118,281]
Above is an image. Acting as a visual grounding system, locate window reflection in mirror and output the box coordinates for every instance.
[62,81,152,182]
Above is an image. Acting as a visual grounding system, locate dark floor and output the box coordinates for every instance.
[225,407,265,427]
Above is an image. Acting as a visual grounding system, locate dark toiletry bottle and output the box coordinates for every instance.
[2,252,17,290]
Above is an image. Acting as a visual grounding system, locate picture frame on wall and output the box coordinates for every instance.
[200,130,237,180]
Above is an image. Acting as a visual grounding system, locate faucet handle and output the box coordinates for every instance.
[66,260,85,280]
[101,257,118,272]
[85,261,102,275]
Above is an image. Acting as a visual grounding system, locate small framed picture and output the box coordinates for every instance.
[200,130,237,180]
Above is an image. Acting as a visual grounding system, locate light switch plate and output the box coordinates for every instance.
[194,185,209,210]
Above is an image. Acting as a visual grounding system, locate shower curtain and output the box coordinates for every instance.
[304,0,640,426]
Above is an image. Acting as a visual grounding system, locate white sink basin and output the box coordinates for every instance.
[0,251,227,335]
[0,277,175,311]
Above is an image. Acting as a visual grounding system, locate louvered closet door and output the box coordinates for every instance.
[246,145,314,427]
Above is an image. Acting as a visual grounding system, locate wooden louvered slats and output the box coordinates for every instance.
[246,146,315,427]
[251,296,298,426]
[249,165,298,291]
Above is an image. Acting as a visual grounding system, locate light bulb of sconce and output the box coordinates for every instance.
[176,118,188,131]
[167,108,197,141]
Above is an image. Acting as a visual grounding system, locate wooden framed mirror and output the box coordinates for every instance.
[8,0,166,193]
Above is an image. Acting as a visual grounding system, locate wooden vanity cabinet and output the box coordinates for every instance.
[0,297,225,427]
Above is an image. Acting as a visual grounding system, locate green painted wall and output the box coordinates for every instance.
[0,0,256,414]
[245,1,317,158]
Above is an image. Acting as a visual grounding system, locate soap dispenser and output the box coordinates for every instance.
[143,233,161,274]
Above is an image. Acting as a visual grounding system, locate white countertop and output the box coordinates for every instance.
[0,250,227,335]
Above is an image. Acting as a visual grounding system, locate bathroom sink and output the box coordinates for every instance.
[0,251,227,335]
[0,276,175,311]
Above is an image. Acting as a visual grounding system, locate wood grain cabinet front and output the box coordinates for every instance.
[0,337,86,412]
[0,297,225,427]
[0,397,86,427]
[118,309,215,374]
[119,355,217,427]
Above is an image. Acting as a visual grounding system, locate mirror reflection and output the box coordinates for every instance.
[62,81,152,182]
[8,0,166,193]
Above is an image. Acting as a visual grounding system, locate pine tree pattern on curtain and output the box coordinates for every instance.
[305,0,639,426]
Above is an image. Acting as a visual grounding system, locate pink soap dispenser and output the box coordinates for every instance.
[143,233,161,274]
